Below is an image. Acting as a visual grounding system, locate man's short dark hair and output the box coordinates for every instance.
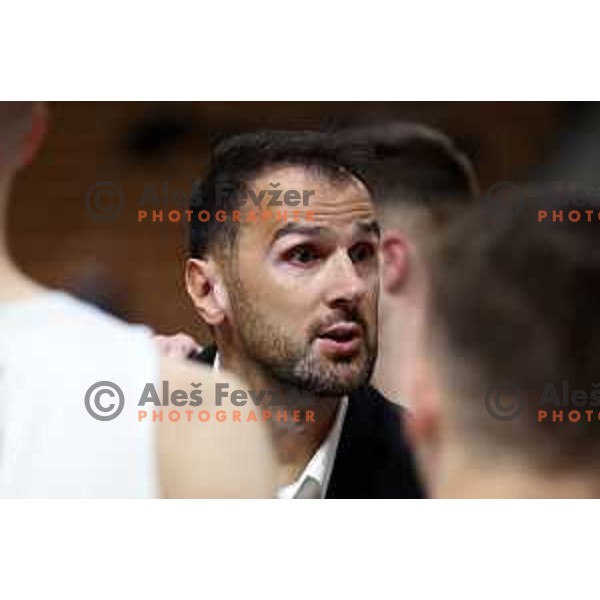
[430,189,600,471]
[335,122,479,232]
[188,130,368,259]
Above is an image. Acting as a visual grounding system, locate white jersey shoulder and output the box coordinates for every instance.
[0,291,159,498]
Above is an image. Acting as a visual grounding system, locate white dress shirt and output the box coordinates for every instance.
[277,396,348,499]
[213,353,348,499]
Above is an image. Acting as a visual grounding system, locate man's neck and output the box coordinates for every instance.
[373,298,421,408]
[217,343,341,487]
[373,243,430,409]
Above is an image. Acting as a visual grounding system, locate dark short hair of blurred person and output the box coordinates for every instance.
[412,190,600,498]
[0,102,274,498]
[336,122,479,408]
[186,130,424,499]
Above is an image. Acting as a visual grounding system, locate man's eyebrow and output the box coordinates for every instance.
[355,220,381,239]
[271,220,381,244]
[271,223,330,243]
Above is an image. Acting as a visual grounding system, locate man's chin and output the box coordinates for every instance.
[304,358,372,396]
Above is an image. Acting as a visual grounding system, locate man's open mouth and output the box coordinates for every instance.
[316,323,363,355]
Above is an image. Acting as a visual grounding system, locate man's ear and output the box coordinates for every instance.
[19,103,48,169]
[185,258,228,326]
[381,231,410,294]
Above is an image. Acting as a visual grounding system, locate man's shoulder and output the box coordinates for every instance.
[327,385,426,499]
[351,384,405,415]
[346,384,407,439]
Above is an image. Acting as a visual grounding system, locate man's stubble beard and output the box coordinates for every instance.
[225,267,378,406]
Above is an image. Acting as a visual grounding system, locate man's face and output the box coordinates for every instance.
[222,164,380,396]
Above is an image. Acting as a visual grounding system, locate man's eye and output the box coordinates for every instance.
[286,245,320,264]
[349,242,376,263]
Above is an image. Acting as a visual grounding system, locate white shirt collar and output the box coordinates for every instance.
[212,352,348,499]
[277,395,348,499]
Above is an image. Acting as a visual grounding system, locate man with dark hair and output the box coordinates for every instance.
[185,130,424,499]
[412,190,600,497]
[336,122,479,408]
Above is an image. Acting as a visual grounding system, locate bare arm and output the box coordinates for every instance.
[157,357,275,498]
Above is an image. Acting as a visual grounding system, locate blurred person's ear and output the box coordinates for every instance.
[19,103,48,170]
[186,258,228,326]
[406,352,442,490]
[381,231,410,294]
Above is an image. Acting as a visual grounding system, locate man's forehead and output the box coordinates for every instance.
[231,163,376,247]
[260,212,380,249]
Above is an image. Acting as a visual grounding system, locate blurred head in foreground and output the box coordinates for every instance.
[0,102,275,499]
[413,188,600,497]
[336,122,479,407]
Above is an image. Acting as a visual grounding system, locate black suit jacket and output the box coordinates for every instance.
[193,345,426,499]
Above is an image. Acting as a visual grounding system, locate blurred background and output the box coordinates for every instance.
[9,101,600,341]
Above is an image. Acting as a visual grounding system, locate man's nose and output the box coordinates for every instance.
[324,251,368,307]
